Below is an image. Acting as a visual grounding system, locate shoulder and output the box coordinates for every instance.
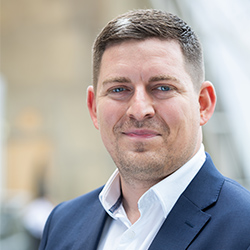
[41,186,105,239]
[53,185,104,217]
[206,175,250,236]
[60,185,104,208]
[220,177,250,208]
[41,186,105,235]
[189,153,250,214]
[39,186,106,249]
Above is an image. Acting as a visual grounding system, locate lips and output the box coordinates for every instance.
[122,129,161,138]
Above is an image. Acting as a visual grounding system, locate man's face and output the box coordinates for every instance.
[88,38,207,185]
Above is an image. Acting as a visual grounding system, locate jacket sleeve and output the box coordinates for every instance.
[39,203,62,250]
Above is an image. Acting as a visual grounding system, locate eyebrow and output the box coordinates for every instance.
[101,75,180,86]
[148,75,180,83]
[102,77,131,86]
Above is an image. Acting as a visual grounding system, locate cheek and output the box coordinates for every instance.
[97,102,127,155]
[157,100,199,130]
[97,101,125,133]
[157,102,184,126]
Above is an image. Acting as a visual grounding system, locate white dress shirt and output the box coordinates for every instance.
[97,144,206,250]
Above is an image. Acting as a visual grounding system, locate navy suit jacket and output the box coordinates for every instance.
[40,154,250,249]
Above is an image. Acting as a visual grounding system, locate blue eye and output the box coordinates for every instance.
[157,86,171,91]
[112,87,126,93]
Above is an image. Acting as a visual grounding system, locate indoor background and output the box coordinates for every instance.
[1,0,250,249]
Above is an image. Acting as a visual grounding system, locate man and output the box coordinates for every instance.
[40,9,250,250]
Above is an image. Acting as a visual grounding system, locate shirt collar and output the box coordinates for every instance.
[99,169,121,217]
[99,144,206,219]
[151,144,206,217]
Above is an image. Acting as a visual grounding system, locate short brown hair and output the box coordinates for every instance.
[92,9,204,91]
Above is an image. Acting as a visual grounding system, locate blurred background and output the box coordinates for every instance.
[1,0,250,249]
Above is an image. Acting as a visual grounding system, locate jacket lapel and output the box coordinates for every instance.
[73,192,108,250]
[149,154,224,250]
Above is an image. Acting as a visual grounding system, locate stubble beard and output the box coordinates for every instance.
[115,147,174,187]
[111,118,177,186]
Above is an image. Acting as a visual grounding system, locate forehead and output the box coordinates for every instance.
[97,38,191,88]
[103,38,184,63]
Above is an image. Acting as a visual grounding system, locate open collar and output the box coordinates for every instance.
[149,153,224,250]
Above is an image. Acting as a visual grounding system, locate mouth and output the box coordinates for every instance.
[122,129,161,139]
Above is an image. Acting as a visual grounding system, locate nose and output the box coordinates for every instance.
[126,88,155,121]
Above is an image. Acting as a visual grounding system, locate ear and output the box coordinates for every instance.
[87,85,99,129]
[199,81,216,126]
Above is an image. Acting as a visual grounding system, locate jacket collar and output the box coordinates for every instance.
[73,154,224,250]
[149,153,224,250]
[73,188,108,250]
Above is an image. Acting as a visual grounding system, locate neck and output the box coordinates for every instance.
[120,176,157,224]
